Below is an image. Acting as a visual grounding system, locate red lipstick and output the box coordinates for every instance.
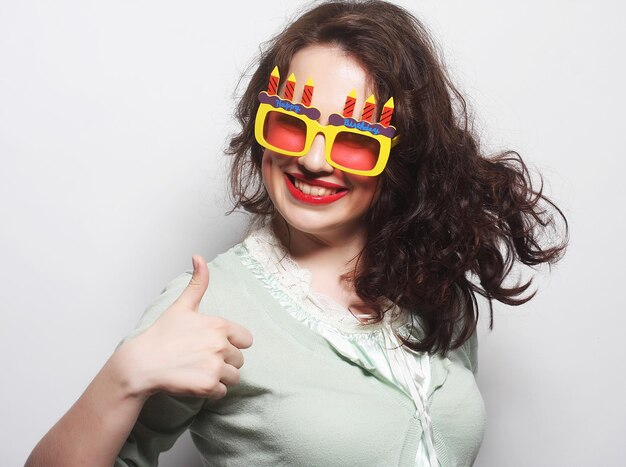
[288,172,347,189]
[284,173,348,205]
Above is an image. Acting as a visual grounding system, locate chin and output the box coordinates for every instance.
[280,209,365,238]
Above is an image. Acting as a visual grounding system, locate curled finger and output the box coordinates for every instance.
[223,345,245,369]
[219,363,241,387]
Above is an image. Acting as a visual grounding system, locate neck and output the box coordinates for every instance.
[270,216,367,275]
[269,216,376,319]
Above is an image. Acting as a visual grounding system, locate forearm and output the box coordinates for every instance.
[26,348,149,467]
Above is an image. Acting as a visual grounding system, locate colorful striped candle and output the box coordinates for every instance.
[267,66,280,96]
[301,78,314,107]
[379,97,395,126]
[361,94,376,122]
[283,73,296,101]
[342,89,357,118]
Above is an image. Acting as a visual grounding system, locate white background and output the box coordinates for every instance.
[1,1,624,466]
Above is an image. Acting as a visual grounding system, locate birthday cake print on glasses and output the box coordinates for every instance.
[255,66,400,177]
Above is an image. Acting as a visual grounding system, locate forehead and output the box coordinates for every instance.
[285,45,374,120]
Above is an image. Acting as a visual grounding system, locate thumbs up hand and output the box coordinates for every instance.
[116,255,253,401]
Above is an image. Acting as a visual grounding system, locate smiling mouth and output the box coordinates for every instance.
[285,174,348,204]
[288,175,345,196]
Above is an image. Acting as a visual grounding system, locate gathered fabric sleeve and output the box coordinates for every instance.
[114,270,206,467]
[467,331,479,375]
[448,330,479,375]
[449,285,479,376]
[443,325,480,383]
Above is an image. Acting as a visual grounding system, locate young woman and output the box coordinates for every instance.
[26,1,568,466]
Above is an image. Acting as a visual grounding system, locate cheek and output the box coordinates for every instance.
[261,150,271,174]
[261,151,279,179]
[261,153,269,186]
[350,174,379,196]
[354,177,381,210]
[262,150,292,172]
[261,151,292,195]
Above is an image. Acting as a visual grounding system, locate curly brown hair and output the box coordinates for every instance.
[225,0,569,354]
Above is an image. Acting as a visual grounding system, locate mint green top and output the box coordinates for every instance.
[115,232,486,467]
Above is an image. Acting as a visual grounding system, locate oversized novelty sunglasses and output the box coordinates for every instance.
[254,92,400,177]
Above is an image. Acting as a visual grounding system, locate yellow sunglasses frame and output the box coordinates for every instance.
[254,101,400,177]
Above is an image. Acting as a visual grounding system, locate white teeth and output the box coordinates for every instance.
[293,178,339,196]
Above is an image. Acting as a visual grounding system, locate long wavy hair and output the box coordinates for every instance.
[226,0,569,354]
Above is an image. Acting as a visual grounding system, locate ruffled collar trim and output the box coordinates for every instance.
[242,223,408,334]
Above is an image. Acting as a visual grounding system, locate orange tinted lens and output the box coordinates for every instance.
[263,111,307,153]
[330,131,380,171]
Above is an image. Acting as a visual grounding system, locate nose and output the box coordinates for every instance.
[298,133,334,174]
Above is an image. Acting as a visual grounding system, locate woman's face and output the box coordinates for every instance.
[261,44,380,241]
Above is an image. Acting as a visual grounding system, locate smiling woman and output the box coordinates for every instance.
[25,1,569,466]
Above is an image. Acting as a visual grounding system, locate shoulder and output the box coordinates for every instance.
[118,244,252,347]
[444,284,480,374]
[445,330,479,375]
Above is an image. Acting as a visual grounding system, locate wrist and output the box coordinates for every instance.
[107,340,152,401]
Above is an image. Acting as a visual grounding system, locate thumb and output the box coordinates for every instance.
[174,255,209,311]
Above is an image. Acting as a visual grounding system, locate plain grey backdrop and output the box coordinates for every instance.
[1,1,624,465]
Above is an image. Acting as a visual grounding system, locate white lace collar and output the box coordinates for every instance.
[242,224,408,334]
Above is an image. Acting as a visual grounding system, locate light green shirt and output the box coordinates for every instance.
[115,236,486,466]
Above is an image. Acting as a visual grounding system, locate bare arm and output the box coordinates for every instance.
[25,256,253,467]
[25,346,148,467]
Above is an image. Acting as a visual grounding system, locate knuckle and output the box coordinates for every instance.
[213,340,229,354]
[212,385,227,399]
[202,377,227,399]
[203,375,220,391]
[211,316,228,330]
[233,351,245,369]
[204,356,221,372]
